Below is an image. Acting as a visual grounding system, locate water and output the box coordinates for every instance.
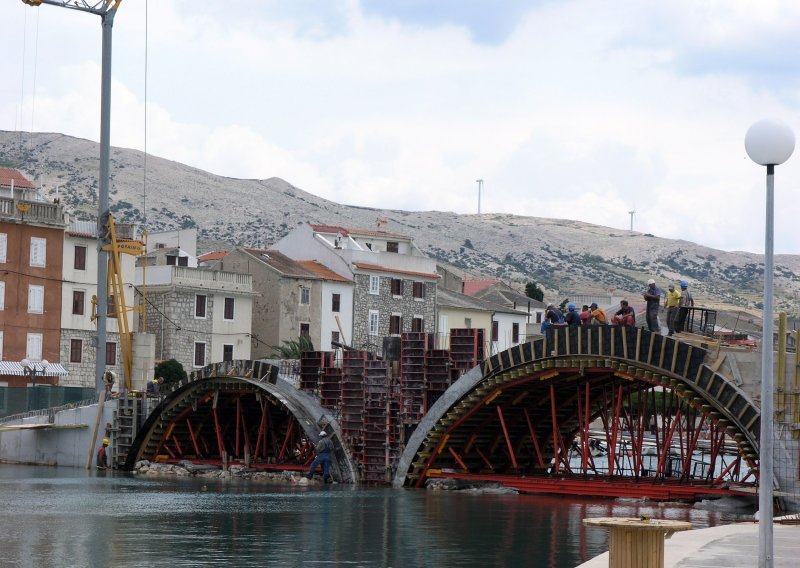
[0,466,754,568]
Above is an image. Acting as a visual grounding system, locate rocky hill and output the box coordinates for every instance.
[2,130,798,315]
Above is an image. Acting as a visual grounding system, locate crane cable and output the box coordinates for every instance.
[141,0,149,330]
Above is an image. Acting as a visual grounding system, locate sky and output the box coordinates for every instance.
[2,0,800,254]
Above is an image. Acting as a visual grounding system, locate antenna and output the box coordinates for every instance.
[628,209,635,232]
[476,179,484,214]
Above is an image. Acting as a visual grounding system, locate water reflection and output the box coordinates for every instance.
[0,466,752,567]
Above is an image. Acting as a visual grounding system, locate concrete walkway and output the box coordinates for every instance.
[577,522,800,567]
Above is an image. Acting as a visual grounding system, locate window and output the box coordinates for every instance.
[369,275,380,295]
[222,344,234,362]
[30,237,46,267]
[491,321,499,342]
[512,322,520,343]
[368,310,379,335]
[391,278,403,296]
[300,323,310,338]
[70,339,83,363]
[386,241,399,253]
[389,314,402,335]
[195,295,207,318]
[72,290,85,315]
[106,342,117,366]
[26,333,43,360]
[166,255,177,266]
[28,285,44,314]
[0,281,4,310]
[300,287,310,305]
[412,317,424,332]
[0,233,7,263]
[194,342,206,367]
[331,331,340,345]
[464,318,472,329]
[107,295,117,318]
[331,293,340,313]
[74,245,87,270]
[413,282,426,299]
[224,297,235,320]
[178,256,188,267]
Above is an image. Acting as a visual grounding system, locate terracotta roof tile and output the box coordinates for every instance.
[296,260,352,283]
[463,279,499,296]
[310,223,408,239]
[244,248,321,279]
[0,168,35,190]
[198,250,228,262]
[353,262,439,279]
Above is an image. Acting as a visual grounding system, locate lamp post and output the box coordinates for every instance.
[21,0,121,396]
[745,118,795,568]
[21,358,49,411]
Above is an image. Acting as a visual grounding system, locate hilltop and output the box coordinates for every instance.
[1,130,796,315]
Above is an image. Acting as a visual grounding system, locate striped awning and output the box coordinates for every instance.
[0,361,69,376]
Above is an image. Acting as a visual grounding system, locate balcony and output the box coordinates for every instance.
[0,197,66,228]
[136,265,253,293]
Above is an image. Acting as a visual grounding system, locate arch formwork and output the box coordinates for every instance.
[394,327,762,500]
[124,360,357,483]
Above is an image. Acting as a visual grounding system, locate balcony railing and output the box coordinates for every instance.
[0,197,66,226]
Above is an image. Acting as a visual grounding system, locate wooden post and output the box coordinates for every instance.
[86,390,107,469]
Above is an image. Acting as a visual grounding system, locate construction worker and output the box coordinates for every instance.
[307,431,334,483]
[612,300,636,326]
[675,282,694,333]
[643,279,662,333]
[589,302,607,325]
[97,438,109,469]
[664,284,681,335]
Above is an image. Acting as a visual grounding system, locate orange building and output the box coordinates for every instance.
[0,168,67,387]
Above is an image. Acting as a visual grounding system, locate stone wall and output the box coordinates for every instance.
[351,273,436,354]
[141,289,213,371]
[59,329,123,388]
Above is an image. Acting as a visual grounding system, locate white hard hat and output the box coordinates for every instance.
[647,279,655,285]
[319,431,327,437]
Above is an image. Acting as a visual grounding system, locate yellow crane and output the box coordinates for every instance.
[91,214,144,392]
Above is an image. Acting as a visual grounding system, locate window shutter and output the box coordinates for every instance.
[0,233,6,263]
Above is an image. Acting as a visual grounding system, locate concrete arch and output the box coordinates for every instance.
[124,360,357,483]
[394,327,761,490]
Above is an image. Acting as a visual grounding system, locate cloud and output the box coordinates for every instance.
[2,0,800,255]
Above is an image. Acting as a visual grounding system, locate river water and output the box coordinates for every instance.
[0,465,754,568]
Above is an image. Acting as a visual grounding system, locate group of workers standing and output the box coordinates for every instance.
[542,279,694,335]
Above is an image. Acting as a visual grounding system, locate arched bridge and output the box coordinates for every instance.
[122,328,763,500]
[124,360,357,483]
[393,326,761,500]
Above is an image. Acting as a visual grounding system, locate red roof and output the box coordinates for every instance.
[353,262,440,279]
[0,168,35,190]
[198,250,229,263]
[310,223,408,239]
[463,279,499,296]
[297,260,352,283]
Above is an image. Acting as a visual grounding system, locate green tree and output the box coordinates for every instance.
[154,359,187,385]
[270,336,315,359]
[525,282,544,302]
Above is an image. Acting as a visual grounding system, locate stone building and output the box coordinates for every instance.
[136,265,254,372]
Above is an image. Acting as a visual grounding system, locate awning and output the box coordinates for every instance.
[0,361,69,376]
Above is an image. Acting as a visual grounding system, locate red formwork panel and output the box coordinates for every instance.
[299,351,333,391]
[401,332,426,420]
[341,350,368,458]
[320,367,342,410]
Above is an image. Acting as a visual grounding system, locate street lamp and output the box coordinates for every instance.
[745,117,795,568]
[21,0,121,396]
[21,358,49,410]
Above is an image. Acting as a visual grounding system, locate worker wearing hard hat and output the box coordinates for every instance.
[307,431,334,483]
[97,438,110,470]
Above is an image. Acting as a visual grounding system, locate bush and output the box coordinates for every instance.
[155,359,187,385]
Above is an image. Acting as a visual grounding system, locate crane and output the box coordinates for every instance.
[21,0,123,394]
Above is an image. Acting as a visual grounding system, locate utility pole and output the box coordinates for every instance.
[476,179,484,214]
[22,0,122,395]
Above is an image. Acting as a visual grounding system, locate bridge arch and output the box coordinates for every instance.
[124,360,357,483]
[394,327,762,499]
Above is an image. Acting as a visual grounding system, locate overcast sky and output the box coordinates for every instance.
[2,1,800,254]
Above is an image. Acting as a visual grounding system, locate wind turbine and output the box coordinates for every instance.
[476,179,484,214]
[628,209,635,232]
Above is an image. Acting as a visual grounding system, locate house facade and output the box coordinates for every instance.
[59,220,139,387]
[0,168,69,387]
[136,265,254,371]
[273,223,439,355]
